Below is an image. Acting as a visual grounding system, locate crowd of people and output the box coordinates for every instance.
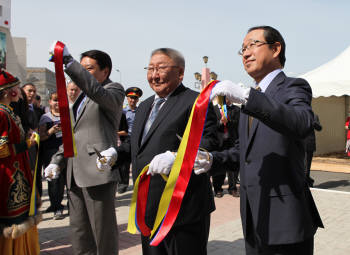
[0,25,326,255]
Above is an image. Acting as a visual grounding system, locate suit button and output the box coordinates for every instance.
[245,160,251,165]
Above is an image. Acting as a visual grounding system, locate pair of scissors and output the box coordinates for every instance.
[93,147,107,164]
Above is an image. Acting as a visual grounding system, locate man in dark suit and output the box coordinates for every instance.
[129,48,217,254]
[205,26,324,254]
[211,100,240,197]
[45,45,124,255]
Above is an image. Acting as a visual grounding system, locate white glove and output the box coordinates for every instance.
[96,147,118,171]
[193,150,213,175]
[147,151,175,176]
[44,164,60,181]
[49,41,72,65]
[346,140,350,153]
[210,80,251,105]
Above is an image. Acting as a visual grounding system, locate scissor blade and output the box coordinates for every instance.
[93,147,103,159]
[176,134,182,141]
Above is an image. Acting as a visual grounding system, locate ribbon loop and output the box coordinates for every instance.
[52,41,76,158]
[127,80,220,245]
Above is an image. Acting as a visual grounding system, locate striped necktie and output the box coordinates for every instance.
[141,98,165,143]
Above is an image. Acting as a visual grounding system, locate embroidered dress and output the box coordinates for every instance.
[0,103,39,255]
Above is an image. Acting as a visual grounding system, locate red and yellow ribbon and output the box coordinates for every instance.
[29,132,40,216]
[127,80,219,245]
[52,41,76,158]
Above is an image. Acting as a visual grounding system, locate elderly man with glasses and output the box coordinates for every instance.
[122,48,218,255]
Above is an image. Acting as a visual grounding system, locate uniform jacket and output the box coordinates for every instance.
[51,60,125,188]
[212,72,323,245]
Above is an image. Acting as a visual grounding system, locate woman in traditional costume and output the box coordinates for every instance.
[0,70,40,255]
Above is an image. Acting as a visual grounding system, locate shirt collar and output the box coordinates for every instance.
[126,106,137,112]
[256,69,282,92]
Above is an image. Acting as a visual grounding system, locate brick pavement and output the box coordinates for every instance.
[38,177,350,254]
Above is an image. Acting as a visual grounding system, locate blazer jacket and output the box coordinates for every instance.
[212,72,323,245]
[130,84,218,229]
[51,60,125,188]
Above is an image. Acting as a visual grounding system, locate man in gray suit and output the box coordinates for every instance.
[45,45,125,255]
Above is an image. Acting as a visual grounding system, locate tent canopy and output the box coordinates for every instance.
[300,46,350,98]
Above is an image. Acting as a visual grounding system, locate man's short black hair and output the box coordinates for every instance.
[248,26,286,67]
[35,95,41,101]
[80,50,112,78]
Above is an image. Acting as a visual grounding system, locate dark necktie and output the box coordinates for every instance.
[141,98,165,143]
[248,86,261,133]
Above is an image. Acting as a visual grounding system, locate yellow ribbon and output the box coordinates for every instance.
[127,96,199,237]
[29,132,40,216]
[217,95,227,122]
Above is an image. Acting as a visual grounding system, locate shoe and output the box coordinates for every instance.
[118,186,128,194]
[45,206,54,213]
[306,177,314,187]
[229,189,240,197]
[53,209,64,220]
[228,188,240,197]
[215,191,224,198]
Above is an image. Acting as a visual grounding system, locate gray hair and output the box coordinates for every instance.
[151,48,185,69]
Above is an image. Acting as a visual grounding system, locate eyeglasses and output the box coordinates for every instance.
[238,40,274,56]
[144,66,179,74]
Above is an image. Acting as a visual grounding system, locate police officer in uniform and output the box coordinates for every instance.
[117,87,143,192]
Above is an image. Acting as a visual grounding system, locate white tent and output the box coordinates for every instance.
[300,46,350,98]
[300,46,350,155]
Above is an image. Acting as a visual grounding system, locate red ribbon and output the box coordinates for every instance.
[136,171,152,236]
[150,80,219,245]
[53,41,75,158]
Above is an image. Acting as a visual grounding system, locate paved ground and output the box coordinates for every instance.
[38,158,350,254]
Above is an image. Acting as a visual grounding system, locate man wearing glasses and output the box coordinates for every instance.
[205,26,324,254]
[129,48,217,254]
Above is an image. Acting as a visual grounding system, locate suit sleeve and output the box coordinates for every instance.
[65,60,125,114]
[210,139,240,176]
[243,78,314,139]
[314,115,322,131]
[50,143,67,170]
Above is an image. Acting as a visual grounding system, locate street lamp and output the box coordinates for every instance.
[194,56,218,90]
[210,72,218,80]
[194,72,202,89]
[203,56,208,67]
[115,68,122,83]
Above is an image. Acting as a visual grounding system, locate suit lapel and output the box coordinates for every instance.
[134,96,154,150]
[246,72,286,150]
[73,79,111,129]
[139,84,185,150]
[74,96,89,128]
[265,71,286,98]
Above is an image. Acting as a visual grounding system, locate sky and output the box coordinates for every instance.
[10,0,350,99]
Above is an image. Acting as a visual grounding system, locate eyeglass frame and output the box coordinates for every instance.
[144,65,179,73]
[238,40,275,56]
